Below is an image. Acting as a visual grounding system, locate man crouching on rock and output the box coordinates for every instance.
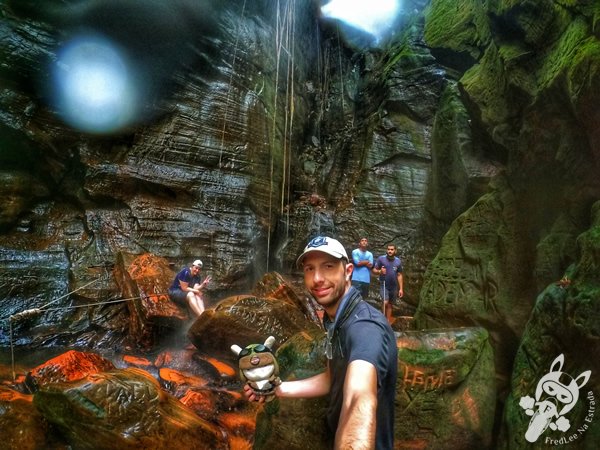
[168,259,211,317]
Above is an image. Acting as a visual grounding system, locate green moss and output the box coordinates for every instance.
[393,113,426,150]
[556,0,600,27]
[461,43,509,124]
[275,329,326,380]
[537,18,591,89]
[398,348,447,365]
[574,225,600,284]
[566,36,600,104]
[424,0,491,57]
[380,18,429,77]
[436,82,468,123]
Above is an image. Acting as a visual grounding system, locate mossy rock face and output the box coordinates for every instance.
[489,0,569,49]
[426,82,502,227]
[538,18,595,91]
[395,327,496,449]
[461,43,511,126]
[424,0,491,59]
[501,286,600,448]
[499,202,600,449]
[415,177,531,383]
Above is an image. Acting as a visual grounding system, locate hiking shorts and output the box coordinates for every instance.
[379,282,397,302]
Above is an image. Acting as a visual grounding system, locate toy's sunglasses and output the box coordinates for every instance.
[239,344,271,358]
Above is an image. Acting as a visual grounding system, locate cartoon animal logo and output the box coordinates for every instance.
[231,336,281,402]
[520,354,591,442]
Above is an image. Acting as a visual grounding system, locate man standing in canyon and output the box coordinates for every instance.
[168,259,211,317]
[373,243,403,324]
[351,237,373,299]
[244,236,397,449]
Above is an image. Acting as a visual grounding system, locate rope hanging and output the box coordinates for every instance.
[5,269,150,382]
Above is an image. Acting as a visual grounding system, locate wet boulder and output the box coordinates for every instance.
[113,252,188,349]
[0,386,61,449]
[158,367,211,397]
[181,386,260,449]
[252,272,321,324]
[188,293,322,365]
[33,367,228,450]
[395,327,496,449]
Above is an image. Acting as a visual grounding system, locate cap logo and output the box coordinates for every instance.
[307,236,329,248]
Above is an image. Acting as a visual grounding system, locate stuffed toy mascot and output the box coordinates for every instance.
[231,336,281,401]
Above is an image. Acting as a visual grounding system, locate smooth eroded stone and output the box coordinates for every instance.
[188,294,321,364]
[33,368,228,450]
[0,386,60,450]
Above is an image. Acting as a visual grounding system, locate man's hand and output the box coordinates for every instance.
[243,382,278,403]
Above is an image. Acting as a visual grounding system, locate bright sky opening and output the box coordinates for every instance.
[320,0,402,40]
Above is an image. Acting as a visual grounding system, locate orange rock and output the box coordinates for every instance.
[218,407,259,450]
[180,388,258,448]
[113,252,187,350]
[180,389,215,415]
[0,387,32,402]
[122,355,152,367]
[29,350,114,387]
[227,435,254,450]
[154,351,173,367]
[218,410,257,435]
[205,357,236,377]
[159,368,209,391]
[227,390,243,401]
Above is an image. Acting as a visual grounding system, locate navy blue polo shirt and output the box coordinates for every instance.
[323,287,398,449]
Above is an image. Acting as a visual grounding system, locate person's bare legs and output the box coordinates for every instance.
[383,300,393,324]
[187,292,205,317]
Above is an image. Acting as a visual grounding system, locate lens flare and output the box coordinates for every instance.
[321,0,401,42]
[51,35,139,134]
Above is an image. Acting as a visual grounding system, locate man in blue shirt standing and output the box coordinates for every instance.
[351,237,373,299]
[373,244,403,324]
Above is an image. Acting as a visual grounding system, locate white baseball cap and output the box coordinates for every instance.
[192,259,203,268]
[296,236,349,268]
